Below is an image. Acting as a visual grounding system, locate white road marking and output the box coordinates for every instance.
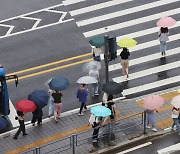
[62,0,86,6]
[77,0,178,26]
[116,21,180,41]
[83,7,180,37]
[70,0,133,16]
[121,75,180,96]
[0,24,15,36]
[113,60,180,83]
[8,99,19,127]
[116,142,152,154]
[0,4,64,23]
[157,143,180,154]
[20,16,41,29]
[0,18,74,39]
[109,47,180,72]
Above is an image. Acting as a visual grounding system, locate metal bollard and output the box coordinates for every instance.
[143,112,147,134]
[71,134,76,154]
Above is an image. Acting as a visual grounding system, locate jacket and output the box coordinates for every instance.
[77,88,88,103]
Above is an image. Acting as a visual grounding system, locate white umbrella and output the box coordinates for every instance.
[77,76,98,84]
[82,60,101,73]
[171,95,180,108]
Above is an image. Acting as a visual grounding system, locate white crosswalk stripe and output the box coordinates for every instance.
[67,0,180,97]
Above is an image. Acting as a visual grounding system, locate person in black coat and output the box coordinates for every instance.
[13,111,27,139]
[31,108,43,126]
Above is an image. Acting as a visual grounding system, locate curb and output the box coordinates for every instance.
[92,130,172,154]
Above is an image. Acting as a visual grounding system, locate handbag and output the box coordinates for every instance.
[93,55,101,62]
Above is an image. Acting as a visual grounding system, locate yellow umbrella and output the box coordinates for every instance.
[117,38,137,48]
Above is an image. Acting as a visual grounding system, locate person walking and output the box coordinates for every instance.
[120,47,130,79]
[106,94,116,120]
[52,90,63,123]
[13,111,27,139]
[31,108,43,126]
[145,109,158,132]
[48,89,54,117]
[102,92,108,106]
[77,84,88,116]
[171,107,180,135]
[158,27,169,58]
[89,66,100,97]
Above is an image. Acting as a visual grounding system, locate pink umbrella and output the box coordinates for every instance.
[171,95,180,108]
[157,16,176,27]
[143,95,164,110]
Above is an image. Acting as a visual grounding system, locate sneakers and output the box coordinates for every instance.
[78,113,84,116]
[146,126,151,129]
[152,128,157,132]
[13,137,18,139]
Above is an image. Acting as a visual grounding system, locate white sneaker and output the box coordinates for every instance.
[152,128,157,132]
[78,113,84,116]
[146,126,151,129]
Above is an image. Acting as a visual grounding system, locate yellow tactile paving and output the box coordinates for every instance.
[156,118,173,129]
[136,90,180,108]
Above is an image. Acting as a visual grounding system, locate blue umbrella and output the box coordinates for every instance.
[48,77,69,91]
[28,90,48,109]
[90,106,111,117]
[0,117,8,130]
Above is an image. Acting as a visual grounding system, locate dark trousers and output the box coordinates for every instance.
[31,116,42,124]
[79,103,87,114]
[92,126,100,140]
[14,120,26,138]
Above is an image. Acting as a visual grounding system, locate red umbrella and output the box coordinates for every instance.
[15,100,37,113]
[143,95,164,110]
[157,16,176,27]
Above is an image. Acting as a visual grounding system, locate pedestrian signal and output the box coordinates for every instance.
[108,36,117,61]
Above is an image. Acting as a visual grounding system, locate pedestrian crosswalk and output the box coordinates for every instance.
[64,0,180,98]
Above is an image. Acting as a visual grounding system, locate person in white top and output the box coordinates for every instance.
[171,107,180,135]
[89,66,100,97]
[92,46,103,68]
[158,27,169,58]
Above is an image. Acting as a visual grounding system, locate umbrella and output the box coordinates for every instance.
[0,117,8,130]
[143,95,164,110]
[28,90,49,109]
[77,76,98,84]
[48,77,69,91]
[15,100,37,113]
[102,81,123,95]
[89,36,105,47]
[90,106,111,117]
[82,60,101,73]
[171,95,180,108]
[117,38,137,48]
[157,16,176,27]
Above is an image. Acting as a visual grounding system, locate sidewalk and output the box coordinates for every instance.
[0,86,179,154]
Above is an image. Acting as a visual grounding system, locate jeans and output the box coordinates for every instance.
[54,103,62,120]
[172,118,180,133]
[14,120,26,138]
[79,103,87,114]
[92,125,100,140]
[48,96,54,116]
[160,41,167,52]
[91,83,99,96]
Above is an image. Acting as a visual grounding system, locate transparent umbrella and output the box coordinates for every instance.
[82,60,101,73]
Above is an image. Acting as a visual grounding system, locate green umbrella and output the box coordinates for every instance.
[117,38,137,48]
[89,36,105,47]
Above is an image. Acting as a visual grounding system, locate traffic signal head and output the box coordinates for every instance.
[108,36,117,61]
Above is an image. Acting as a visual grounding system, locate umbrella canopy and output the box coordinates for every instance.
[0,117,8,130]
[90,106,111,117]
[102,81,123,95]
[171,95,180,108]
[82,60,101,73]
[28,90,49,109]
[143,95,164,110]
[15,100,37,113]
[157,16,176,27]
[117,38,137,48]
[77,76,98,84]
[89,36,105,47]
[48,77,69,91]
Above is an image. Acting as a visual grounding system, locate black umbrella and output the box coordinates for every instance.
[102,81,123,95]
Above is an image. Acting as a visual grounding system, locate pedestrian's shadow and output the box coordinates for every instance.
[157,58,168,79]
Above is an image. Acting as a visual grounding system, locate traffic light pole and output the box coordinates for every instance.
[104,35,109,83]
